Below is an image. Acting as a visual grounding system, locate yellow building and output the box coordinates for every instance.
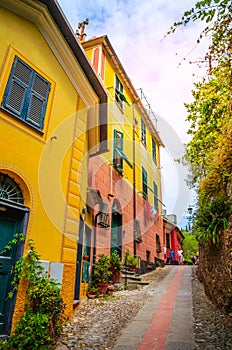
[82,36,165,269]
[0,0,107,335]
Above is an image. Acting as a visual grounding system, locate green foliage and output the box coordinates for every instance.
[184,64,231,186]
[87,283,99,295]
[0,233,25,255]
[124,250,138,268]
[109,251,123,272]
[182,231,199,260]
[168,0,232,249]
[167,0,231,65]
[194,194,231,247]
[1,240,65,349]
[92,254,112,284]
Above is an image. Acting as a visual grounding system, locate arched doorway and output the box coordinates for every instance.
[0,173,29,336]
[111,199,122,258]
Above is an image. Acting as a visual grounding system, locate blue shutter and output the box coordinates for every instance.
[25,73,50,129]
[3,58,31,117]
[2,56,50,131]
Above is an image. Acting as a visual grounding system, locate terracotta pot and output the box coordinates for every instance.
[87,292,96,299]
[97,283,108,294]
[111,270,121,283]
[107,285,114,296]
[129,267,136,272]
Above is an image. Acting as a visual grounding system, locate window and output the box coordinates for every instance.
[115,75,126,110]
[97,201,110,228]
[153,182,158,211]
[146,250,151,262]
[152,139,157,164]
[141,119,146,146]
[156,234,161,253]
[0,173,24,204]
[135,219,142,242]
[2,56,50,131]
[113,130,132,174]
[166,233,170,249]
[142,167,148,200]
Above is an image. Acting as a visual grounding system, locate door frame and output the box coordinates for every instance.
[0,199,29,336]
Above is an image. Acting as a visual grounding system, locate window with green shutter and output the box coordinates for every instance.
[2,56,50,132]
[113,130,132,174]
[152,139,157,164]
[142,167,148,200]
[153,181,158,211]
[141,119,146,146]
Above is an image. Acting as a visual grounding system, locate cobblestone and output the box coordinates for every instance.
[55,267,232,350]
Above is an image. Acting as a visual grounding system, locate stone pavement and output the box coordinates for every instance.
[113,266,194,350]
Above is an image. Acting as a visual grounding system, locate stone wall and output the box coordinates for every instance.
[197,217,232,313]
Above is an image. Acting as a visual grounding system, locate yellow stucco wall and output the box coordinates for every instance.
[0,2,101,326]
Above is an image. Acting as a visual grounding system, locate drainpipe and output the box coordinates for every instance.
[133,104,137,258]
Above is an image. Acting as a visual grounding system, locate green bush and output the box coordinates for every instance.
[124,250,138,268]
[0,239,65,350]
[92,254,112,284]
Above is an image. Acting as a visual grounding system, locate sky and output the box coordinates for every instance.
[57,0,208,227]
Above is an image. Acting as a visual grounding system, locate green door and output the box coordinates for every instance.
[111,212,122,258]
[0,214,21,334]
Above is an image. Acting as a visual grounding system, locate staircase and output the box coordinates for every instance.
[120,269,150,290]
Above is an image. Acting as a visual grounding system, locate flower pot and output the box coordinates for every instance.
[111,270,121,283]
[97,282,108,294]
[129,267,136,272]
[87,292,96,299]
[107,285,114,296]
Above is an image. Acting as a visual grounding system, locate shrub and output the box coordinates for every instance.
[1,239,65,350]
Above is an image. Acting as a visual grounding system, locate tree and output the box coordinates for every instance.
[182,231,199,261]
[168,0,232,67]
[169,0,232,247]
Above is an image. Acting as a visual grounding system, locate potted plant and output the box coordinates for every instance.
[124,250,138,271]
[87,284,98,299]
[92,254,112,294]
[109,251,123,283]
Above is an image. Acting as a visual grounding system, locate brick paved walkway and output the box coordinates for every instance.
[113,266,194,350]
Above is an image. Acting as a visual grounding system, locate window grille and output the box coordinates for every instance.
[0,173,24,204]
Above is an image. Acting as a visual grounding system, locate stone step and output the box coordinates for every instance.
[127,280,149,285]
[120,274,141,282]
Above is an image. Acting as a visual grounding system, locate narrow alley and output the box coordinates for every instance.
[56,266,232,350]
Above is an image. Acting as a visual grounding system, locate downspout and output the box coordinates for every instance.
[133,103,137,258]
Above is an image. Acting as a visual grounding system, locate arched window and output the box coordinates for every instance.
[0,173,24,204]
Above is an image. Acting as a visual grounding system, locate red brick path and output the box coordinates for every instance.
[137,266,184,350]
